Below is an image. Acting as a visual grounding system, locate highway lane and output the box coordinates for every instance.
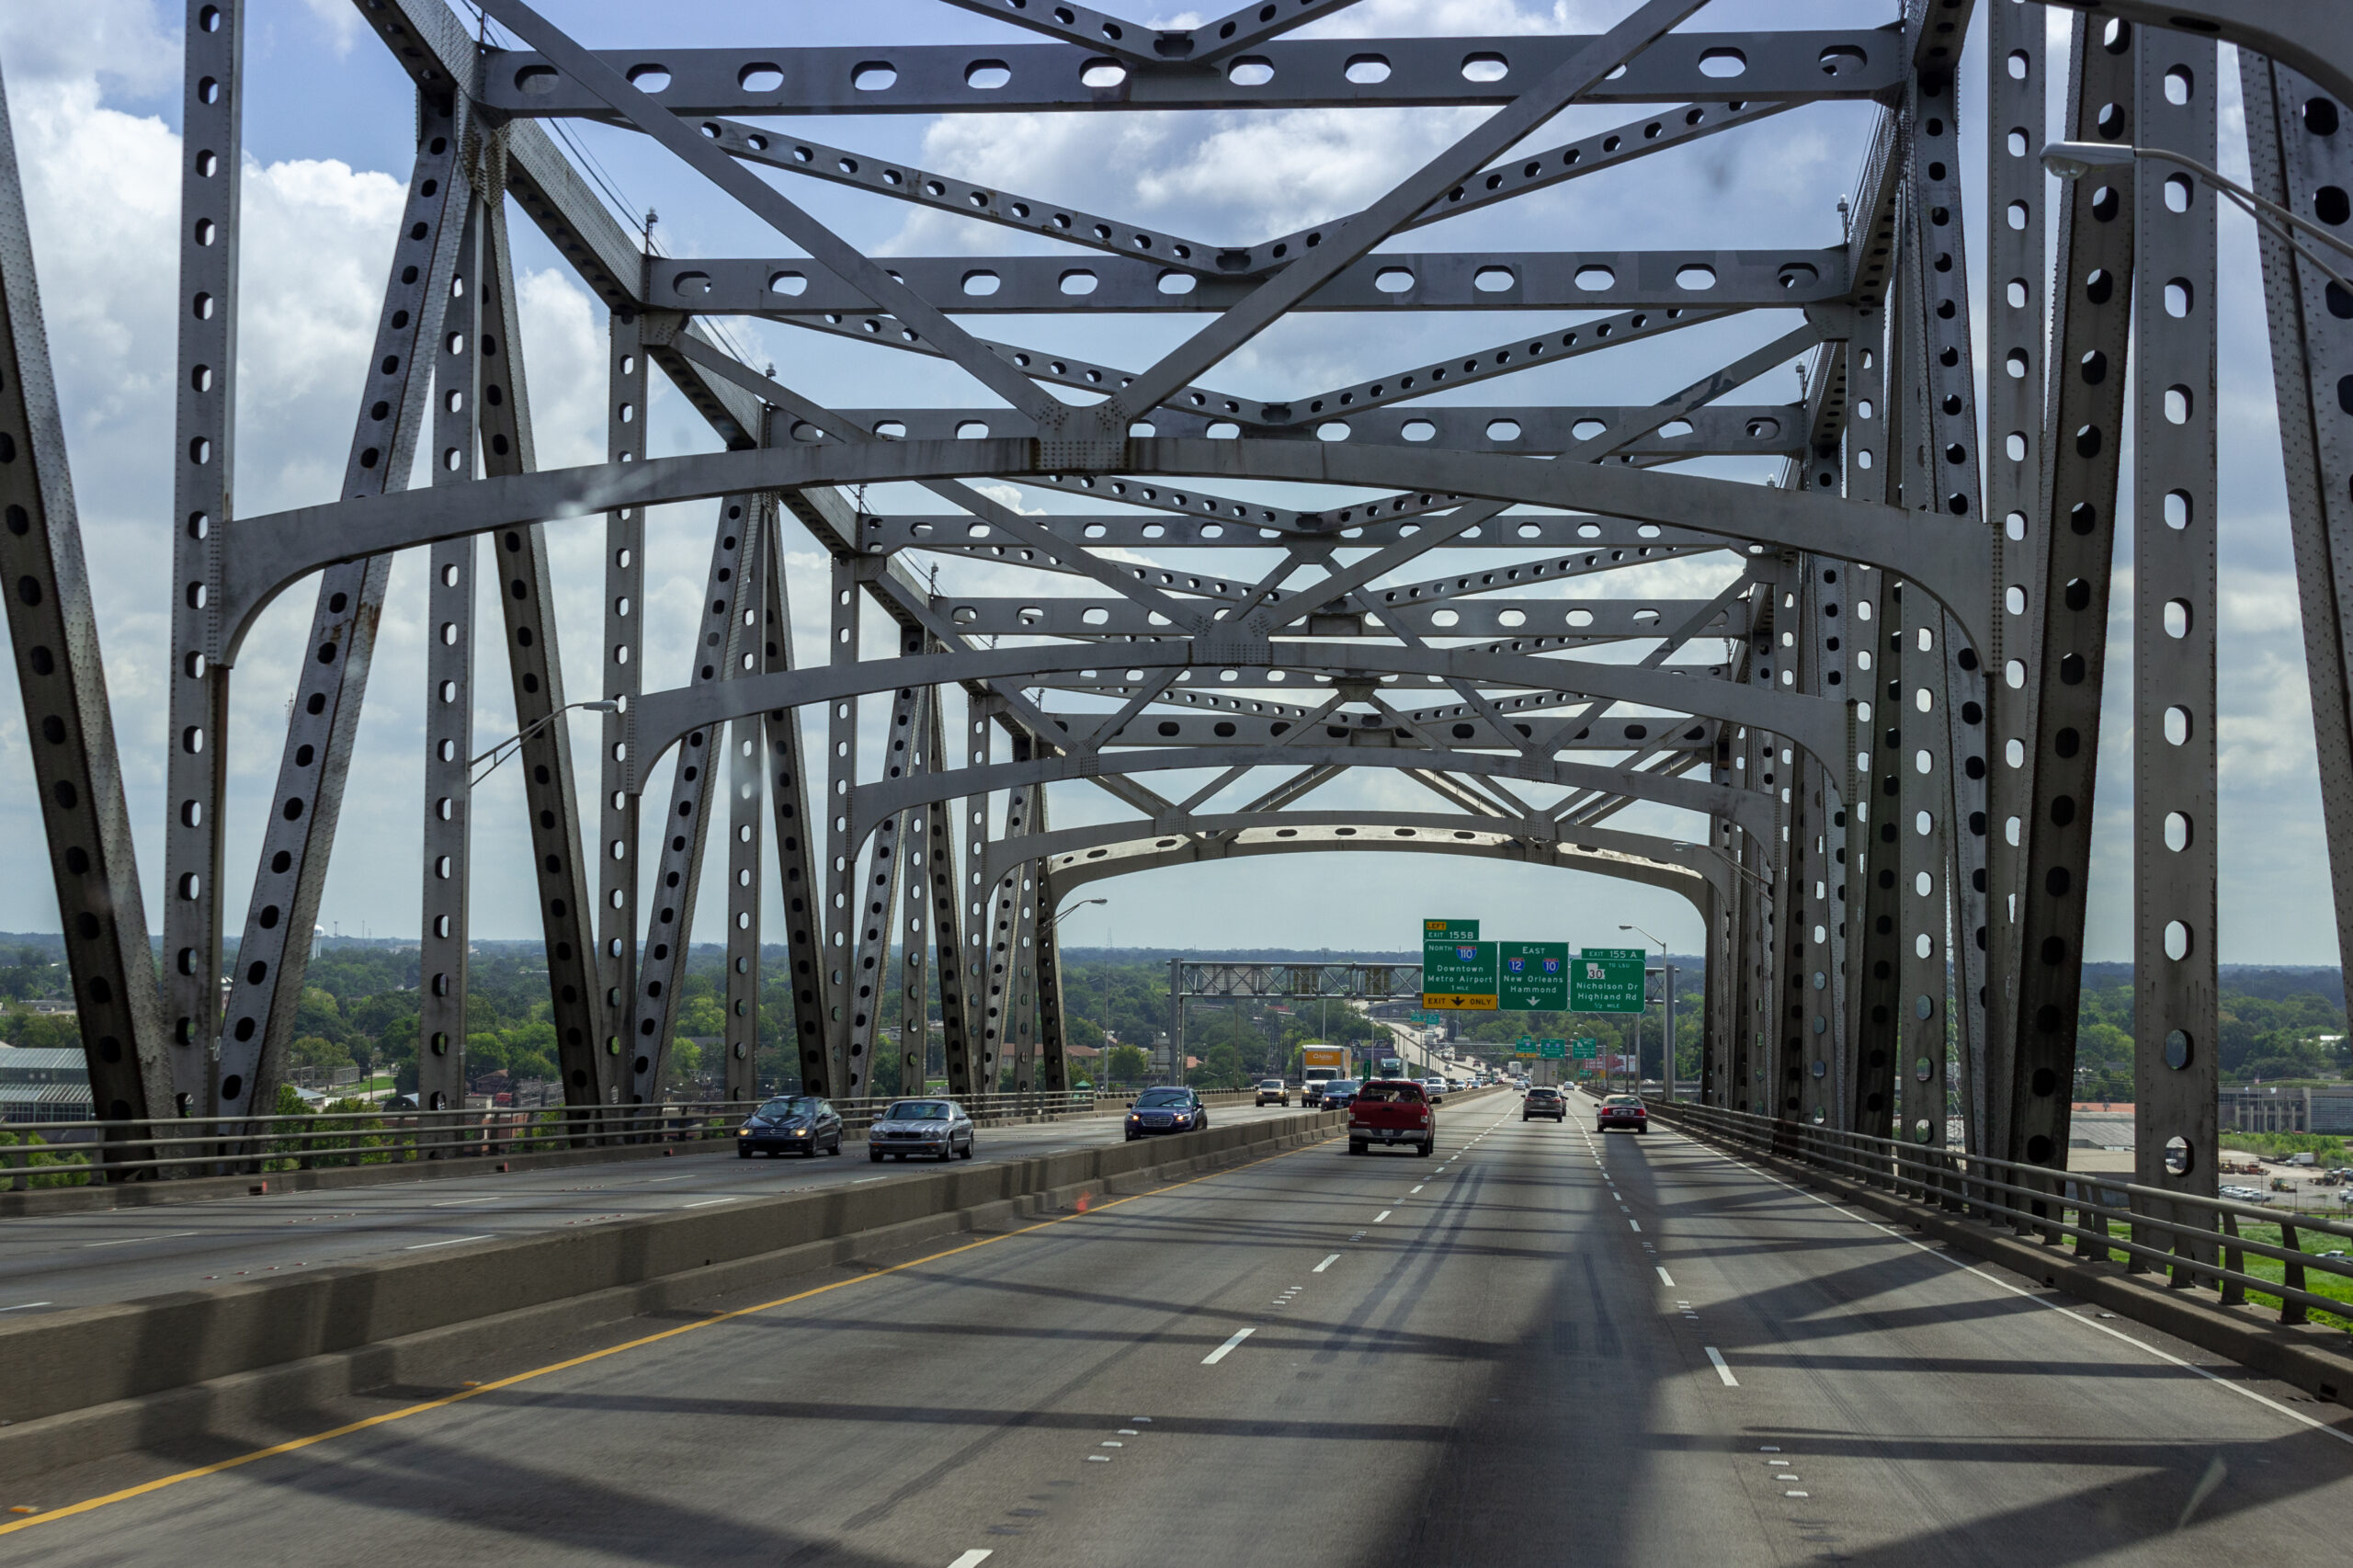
[0,1102,1316,1315]
[3,1092,2349,1565]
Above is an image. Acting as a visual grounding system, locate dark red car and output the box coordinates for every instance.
[1347,1079,1435,1157]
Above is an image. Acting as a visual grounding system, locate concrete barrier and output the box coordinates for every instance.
[0,1107,1347,1482]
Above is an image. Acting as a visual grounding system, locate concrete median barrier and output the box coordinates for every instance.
[0,1107,1347,1484]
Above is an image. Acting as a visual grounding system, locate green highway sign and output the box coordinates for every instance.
[1422,918,1496,1009]
[1498,941,1569,1010]
[1539,1039,1566,1059]
[1571,1037,1600,1059]
[1572,949,1647,1014]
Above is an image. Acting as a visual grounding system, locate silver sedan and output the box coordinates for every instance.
[866,1098,976,1162]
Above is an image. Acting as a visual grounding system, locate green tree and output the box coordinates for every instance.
[1105,1044,1149,1084]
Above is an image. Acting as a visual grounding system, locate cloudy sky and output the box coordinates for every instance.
[0,0,2330,965]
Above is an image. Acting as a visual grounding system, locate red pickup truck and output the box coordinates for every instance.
[1347,1079,1435,1157]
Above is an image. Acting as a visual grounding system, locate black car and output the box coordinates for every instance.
[868,1098,977,1162]
[737,1095,844,1157]
[1125,1086,1210,1140]
[1320,1079,1363,1113]
[1522,1086,1566,1122]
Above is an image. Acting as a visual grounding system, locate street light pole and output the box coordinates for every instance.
[470,699,618,788]
[1620,924,1672,1098]
[1045,897,1108,1091]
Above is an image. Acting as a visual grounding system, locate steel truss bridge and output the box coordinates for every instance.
[2,0,2349,1246]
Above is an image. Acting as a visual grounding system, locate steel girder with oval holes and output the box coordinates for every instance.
[3,0,2267,1167]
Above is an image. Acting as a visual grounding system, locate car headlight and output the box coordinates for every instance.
[737,1128,751,1136]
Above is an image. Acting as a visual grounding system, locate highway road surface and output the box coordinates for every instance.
[0,1101,1314,1314]
[3,1089,2348,1564]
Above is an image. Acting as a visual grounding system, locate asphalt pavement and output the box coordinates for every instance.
[2,1086,2348,1565]
[0,1101,1312,1314]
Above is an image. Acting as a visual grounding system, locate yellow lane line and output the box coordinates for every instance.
[0,1131,1338,1538]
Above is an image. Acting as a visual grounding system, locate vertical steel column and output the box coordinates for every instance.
[961,696,998,1064]
[723,501,771,1104]
[2006,17,2137,1172]
[2131,28,2219,1221]
[759,536,829,1093]
[845,636,925,1095]
[817,554,865,1096]
[979,739,1037,1093]
[1011,784,1051,1095]
[0,65,171,1132]
[596,314,649,1098]
[1982,0,2048,1153]
[476,190,603,1108]
[927,688,976,1097]
[164,0,243,1108]
[1035,845,1073,1095]
[215,102,468,1119]
[415,195,483,1114]
[1893,226,1954,1150]
[1906,51,1993,1148]
[2242,56,2353,1094]
[1851,563,1904,1139]
[627,496,760,1103]
[895,684,937,1097]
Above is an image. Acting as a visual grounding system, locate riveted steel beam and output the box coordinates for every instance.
[2004,17,2135,1174]
[0,61,170,1134]
[2131,24,2219,1231]
[164,0,245,1108]
[2245,54,2353,1074]
[213,101,471,1119]
[477,31,1904,119]
[663,248,1848,317]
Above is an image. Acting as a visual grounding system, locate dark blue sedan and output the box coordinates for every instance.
[1125,1086,1211,1141]
[1320,1079,1363,1113]
[737,1095,845,1157]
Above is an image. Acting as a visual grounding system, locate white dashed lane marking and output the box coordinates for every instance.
[1202,1327,1255,1365]
[1705,1346,1739,1386]
[404,1234,493,1251]
[1314,1254,1340,1273]
[1656,1266,1677,1288]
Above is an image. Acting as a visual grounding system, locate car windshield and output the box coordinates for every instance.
[1135,1088,1193,1108]
[1529,1088,1559,1098]
[887,1100,951,1120]
[1604,1096,1643,1107]
[756,1096,816,1118]
[1354,1083,1426,1103]
[1324,1081,1359,1094]
[1258,1079,1284,1089]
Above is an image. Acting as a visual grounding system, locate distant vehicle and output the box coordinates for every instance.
[1522,1086,1565,1122]
[1597,1095,1649,1134]
[2221,1185,2274,1203]
[1348,1078,1435,1156]
[1256,1078,1290,1107]
[1420,1076,1447,1105]
[866,1098,974,1163]
[1127,1085,1210,1140]
[737,1095,844,1158]
[1301,1044,1347,1101]
[2290,1152,2318,1166]
[1321,1079,1363,1113]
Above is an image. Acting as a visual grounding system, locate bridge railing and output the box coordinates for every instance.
[0,1089,1108,1187]
[1644,1098,2353,1329]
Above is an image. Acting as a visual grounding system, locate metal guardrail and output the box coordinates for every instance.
[1646,1097,2353,1330]
[0,1090,1108,1188]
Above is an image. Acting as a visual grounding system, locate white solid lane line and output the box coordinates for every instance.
[1202,1327,1255,1365]
[81,1231,200,1249]
[682,1197,741,1208]
[1656,1266,1677,1288]
[404,1234,494,1251]
[0,1301,52,1312]
[948,1552,995,1568]
[1314,1253,1340,1273]
[1705,1346,1739,1387]
[430,1196,504,1207]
